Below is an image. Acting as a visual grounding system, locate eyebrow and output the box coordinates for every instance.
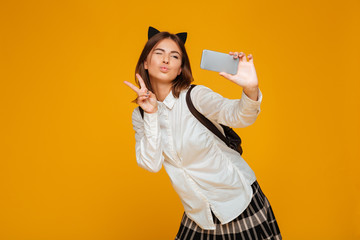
[154,48,181,55]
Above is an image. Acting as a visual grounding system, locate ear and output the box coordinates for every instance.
[177,67,182,75]
[144,60,148,70]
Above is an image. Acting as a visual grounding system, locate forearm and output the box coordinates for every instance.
[133,111,164,173]
[191,85,262,128]
[243,85,259,101]
[136,138,163,173]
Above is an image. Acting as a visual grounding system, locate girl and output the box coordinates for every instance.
[124,27,281,240]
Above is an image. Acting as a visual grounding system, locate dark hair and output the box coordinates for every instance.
[135,31,193,99]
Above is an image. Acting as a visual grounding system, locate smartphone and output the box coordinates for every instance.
[200,49,239,75]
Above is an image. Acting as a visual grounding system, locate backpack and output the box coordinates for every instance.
[138,84,243,155]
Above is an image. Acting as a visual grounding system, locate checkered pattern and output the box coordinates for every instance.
[175,181,281,240]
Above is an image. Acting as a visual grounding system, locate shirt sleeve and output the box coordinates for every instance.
[191,85,263,128]
[132,107,164,172]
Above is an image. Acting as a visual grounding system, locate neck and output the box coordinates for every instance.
[150,80,172,102]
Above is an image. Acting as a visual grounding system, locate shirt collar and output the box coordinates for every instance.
[158,90,176,110]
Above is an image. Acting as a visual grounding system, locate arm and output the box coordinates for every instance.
[191,85,262,128]
[192,51,262,128]
[132,108,164,172]
[125,74,162,172]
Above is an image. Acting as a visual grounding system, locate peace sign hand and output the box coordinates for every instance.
[219,52,258,90]
[124,74,158,114]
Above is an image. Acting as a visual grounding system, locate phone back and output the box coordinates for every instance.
[200,49,239,75]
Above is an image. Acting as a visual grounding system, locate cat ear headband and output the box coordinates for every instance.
[148,26,187,44]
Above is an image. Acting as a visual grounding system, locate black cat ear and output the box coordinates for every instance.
[148,26,188,44]
[176,32,187,44]
[148,26,160,40]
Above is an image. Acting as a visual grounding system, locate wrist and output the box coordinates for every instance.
[144,107,158,114]
[243,86,259,101]
[243,84,258,92]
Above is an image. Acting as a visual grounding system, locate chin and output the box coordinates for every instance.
[151,73,177,83]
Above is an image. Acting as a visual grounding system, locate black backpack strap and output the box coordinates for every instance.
[186,85,230,147]
[138,107,144,119]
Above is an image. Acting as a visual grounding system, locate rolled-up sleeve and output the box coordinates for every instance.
[191,86,262,128]
[132,108,164,172]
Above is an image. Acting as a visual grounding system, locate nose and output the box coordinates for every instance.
[162,55,169,64]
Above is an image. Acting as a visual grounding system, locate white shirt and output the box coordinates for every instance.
[131,85,263,230]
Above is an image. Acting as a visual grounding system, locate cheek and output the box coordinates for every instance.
[145,55,158,68]
[176,62,182,74]
[172,59,181,68]
[149,56,162,67]
[177,66,182,75]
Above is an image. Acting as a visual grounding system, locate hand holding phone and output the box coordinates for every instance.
[200,49,259,100]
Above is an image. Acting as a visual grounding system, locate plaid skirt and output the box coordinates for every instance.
[175,181,281,240]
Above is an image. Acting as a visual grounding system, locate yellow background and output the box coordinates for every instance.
[1,0,359,239]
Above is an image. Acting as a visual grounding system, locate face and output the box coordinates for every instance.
[144,38,182,84]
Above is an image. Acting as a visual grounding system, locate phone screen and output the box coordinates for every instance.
[200,50,239,75]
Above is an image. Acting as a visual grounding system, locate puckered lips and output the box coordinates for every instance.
[160,66,170,73]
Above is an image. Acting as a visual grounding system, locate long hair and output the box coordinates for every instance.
[135,31,193,99]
